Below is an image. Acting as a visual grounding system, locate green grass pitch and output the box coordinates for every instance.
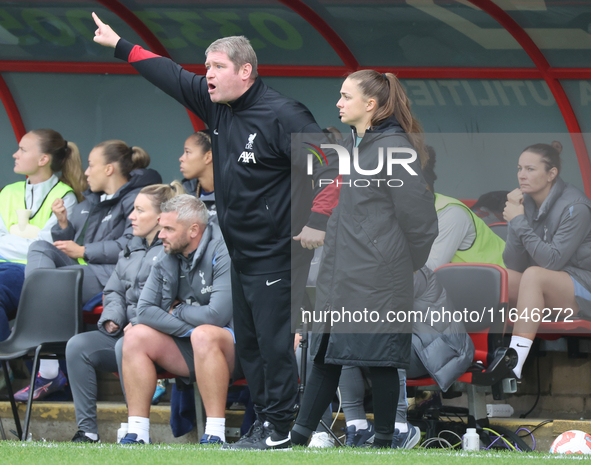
[0,442,586,464]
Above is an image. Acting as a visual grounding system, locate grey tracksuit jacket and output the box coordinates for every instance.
[51,168,162,285]
[135,222,232,336]
[97,235,163,337]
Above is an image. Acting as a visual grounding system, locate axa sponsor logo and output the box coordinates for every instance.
[238,152,256,164]
[238,133,257,164]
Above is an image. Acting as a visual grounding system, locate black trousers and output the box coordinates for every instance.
[231,257,310,435]
[293,333,400,443]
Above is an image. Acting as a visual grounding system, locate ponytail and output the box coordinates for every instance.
[30,129,87,202]
[139,180,186,213]
[347,70,428,168]
[130,146,151,171]
[59,141,87,202]
[95,140,151,180]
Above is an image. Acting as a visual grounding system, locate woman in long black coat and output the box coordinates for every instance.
[291,70,438,448]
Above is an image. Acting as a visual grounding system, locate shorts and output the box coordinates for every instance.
[172,326,235,385]
[570,276,591,319]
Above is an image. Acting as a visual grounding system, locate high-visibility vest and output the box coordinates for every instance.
[434,193,505,267]
[0,180,74,264]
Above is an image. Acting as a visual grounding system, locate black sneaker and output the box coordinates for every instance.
[344,422,375,447]
[241,421,291,450]
[71,430,100,443]
[221,419,264,449]
[226,421,291,450]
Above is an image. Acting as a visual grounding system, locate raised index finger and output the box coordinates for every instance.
[92,12,105,28]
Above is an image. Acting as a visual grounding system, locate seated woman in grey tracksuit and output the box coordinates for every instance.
[15,140,161,403]
[65,182,184,443]
[504,142,591,380]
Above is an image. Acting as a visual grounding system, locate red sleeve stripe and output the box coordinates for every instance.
[129,45,161,63]
[312,175,342,217]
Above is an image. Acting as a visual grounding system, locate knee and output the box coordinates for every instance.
[122,324,154,355]
[507,269,522,289]
[520,266,546,287]
[190,325,221,359]
[66,333,87,360]
[27,240,52,255]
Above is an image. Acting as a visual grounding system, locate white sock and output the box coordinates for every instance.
[84,432,98,441]
[38,360,59,380]
[346,419,368,431]
[510,335,533,379]
[205,417,226,441]
[395,422,408,433]
[127,416,150,443]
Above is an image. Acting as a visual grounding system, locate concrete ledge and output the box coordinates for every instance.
[0,401,248,426]
[0,402,201,443]
[0,401,588,452]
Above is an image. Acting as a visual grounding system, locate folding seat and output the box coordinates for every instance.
[0,269,83,441]
[488,222,508,241]
[407,264,517,431]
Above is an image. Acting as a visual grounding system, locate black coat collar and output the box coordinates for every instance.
[228,78,266,112]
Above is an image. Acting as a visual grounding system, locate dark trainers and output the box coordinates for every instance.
[14,371,68,402]
[221,419,264,449]
[345,422,375,447]
[120,433,150,445]
[229,421,291,450]
[71,430,100,443]
[391,423,421,449]
[200,434,224,445]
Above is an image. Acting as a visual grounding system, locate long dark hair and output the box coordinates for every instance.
[347,70,428,168]
[30,129,87,201]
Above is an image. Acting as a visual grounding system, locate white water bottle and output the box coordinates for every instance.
[462,428,479,451]
[117,422,128,443]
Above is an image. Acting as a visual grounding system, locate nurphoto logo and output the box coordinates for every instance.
[304,143,419,187]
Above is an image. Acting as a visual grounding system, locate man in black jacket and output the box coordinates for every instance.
[92,13,338,449]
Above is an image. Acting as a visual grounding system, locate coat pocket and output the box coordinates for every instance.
[262,197,280,239]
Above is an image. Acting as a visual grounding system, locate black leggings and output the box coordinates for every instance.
[292,334,400,444]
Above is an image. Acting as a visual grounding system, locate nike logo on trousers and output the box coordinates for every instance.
[266,279,281,286]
